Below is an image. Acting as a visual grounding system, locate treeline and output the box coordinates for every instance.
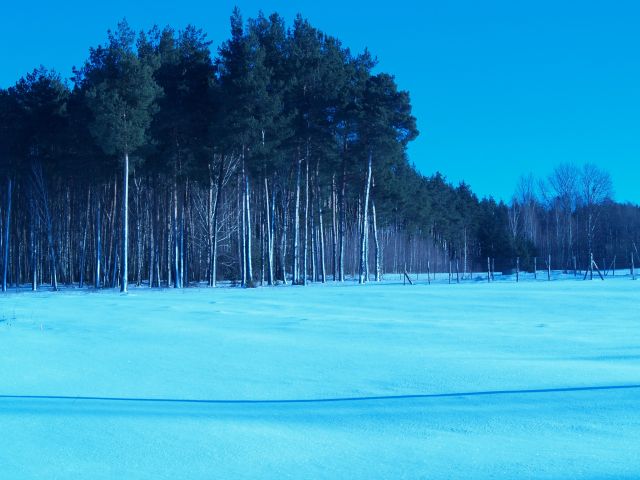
[503,165,639,273]
[0,10,637,292]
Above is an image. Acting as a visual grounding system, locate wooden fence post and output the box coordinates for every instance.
[487,257,491,283]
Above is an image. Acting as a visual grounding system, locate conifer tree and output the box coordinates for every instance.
[79,20,161,293]
[0,88,22,292]
[13,68,70,290]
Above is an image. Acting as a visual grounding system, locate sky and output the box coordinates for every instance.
[1,0,638,203]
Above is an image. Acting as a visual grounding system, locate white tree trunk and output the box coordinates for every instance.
[359,153,373,284]
[372,198,381,281]
[95,195,101,288]
[121,152,129,293]
[2,177,12,292]
[173,180,180,288]
[293,156,302,284]
[264,177,274,285]
[245,174,252,284]
[303,157,309,285]
[318,167,326,283]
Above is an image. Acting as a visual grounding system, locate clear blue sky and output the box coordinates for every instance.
[1,1,638,203]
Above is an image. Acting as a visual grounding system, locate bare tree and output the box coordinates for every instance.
[515,174,538,243]
[547,163,580,268]
[579,163,613,255]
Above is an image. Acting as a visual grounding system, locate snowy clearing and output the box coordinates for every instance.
[1,277,639,479]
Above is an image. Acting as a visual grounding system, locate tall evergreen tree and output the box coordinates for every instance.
[355,73,418,283]
[0,88,23,291]
[78,20,161,292]
[13,68,70,290]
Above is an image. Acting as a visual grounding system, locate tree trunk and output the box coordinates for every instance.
[237,171,244,284]
[372,198,381,282]
[317,164,326,283]
[211,156,224,287]
[2,178,13,292]
[331,174,337,281]
[148,188,155,287]
[245,173,252,284]
[359,153,373,284]
[338,161,346,282]
[264,177,274,285]
[95,194,101,288]
[135,179,142,287]
[42,187,58,291]
[303,156,309,285]
[79,189,90,288]
[121,152,129,293]
[463,228,468,279]
[180,186,185,287]
[293,155,302,284]
[30,190,37,291]
[173,180,180,288]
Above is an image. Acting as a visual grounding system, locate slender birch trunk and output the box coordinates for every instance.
[303,156,309,285]
[211,156,224,287]
[207,168,214,285]
[372,198,381,281]
[95,194,101,288]
[30,189,37,291]
[338,161,346,282]
[237,171,244,284]
[135,178,143,287]
[149,188,155,287]
[79,189,90,288]
[293,155,302,284]
[173,179,180,288]
[264,177,274,285]
[245,172,252,284]
[180,187,186,287]
[317,164,326,283]
[331,174,337,281]
[121,152,129,293]
[2,178,13,292]
[280,187,289,285]
[359,152,373,284]
[42,185,58,291]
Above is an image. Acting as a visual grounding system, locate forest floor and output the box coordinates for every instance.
[1,275,639,479]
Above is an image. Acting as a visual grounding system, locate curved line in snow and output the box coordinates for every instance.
[1,384,639,405]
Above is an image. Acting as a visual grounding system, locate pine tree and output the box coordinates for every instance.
[13,68,70,290]
[0,88,23,292]
[78,19,161,293]
[355,73,418,283]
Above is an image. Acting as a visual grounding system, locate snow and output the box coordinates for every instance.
[1,276,639,478]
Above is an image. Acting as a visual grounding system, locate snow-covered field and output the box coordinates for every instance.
[1,277,639,479]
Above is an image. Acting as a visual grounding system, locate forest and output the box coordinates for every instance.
[0,9,638,292]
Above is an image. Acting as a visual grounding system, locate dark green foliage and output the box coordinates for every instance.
[12,68,70,175]
[0,10,636,289]
[0,88,24,175]
[143,24,216,181]
[78,20,161,160]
